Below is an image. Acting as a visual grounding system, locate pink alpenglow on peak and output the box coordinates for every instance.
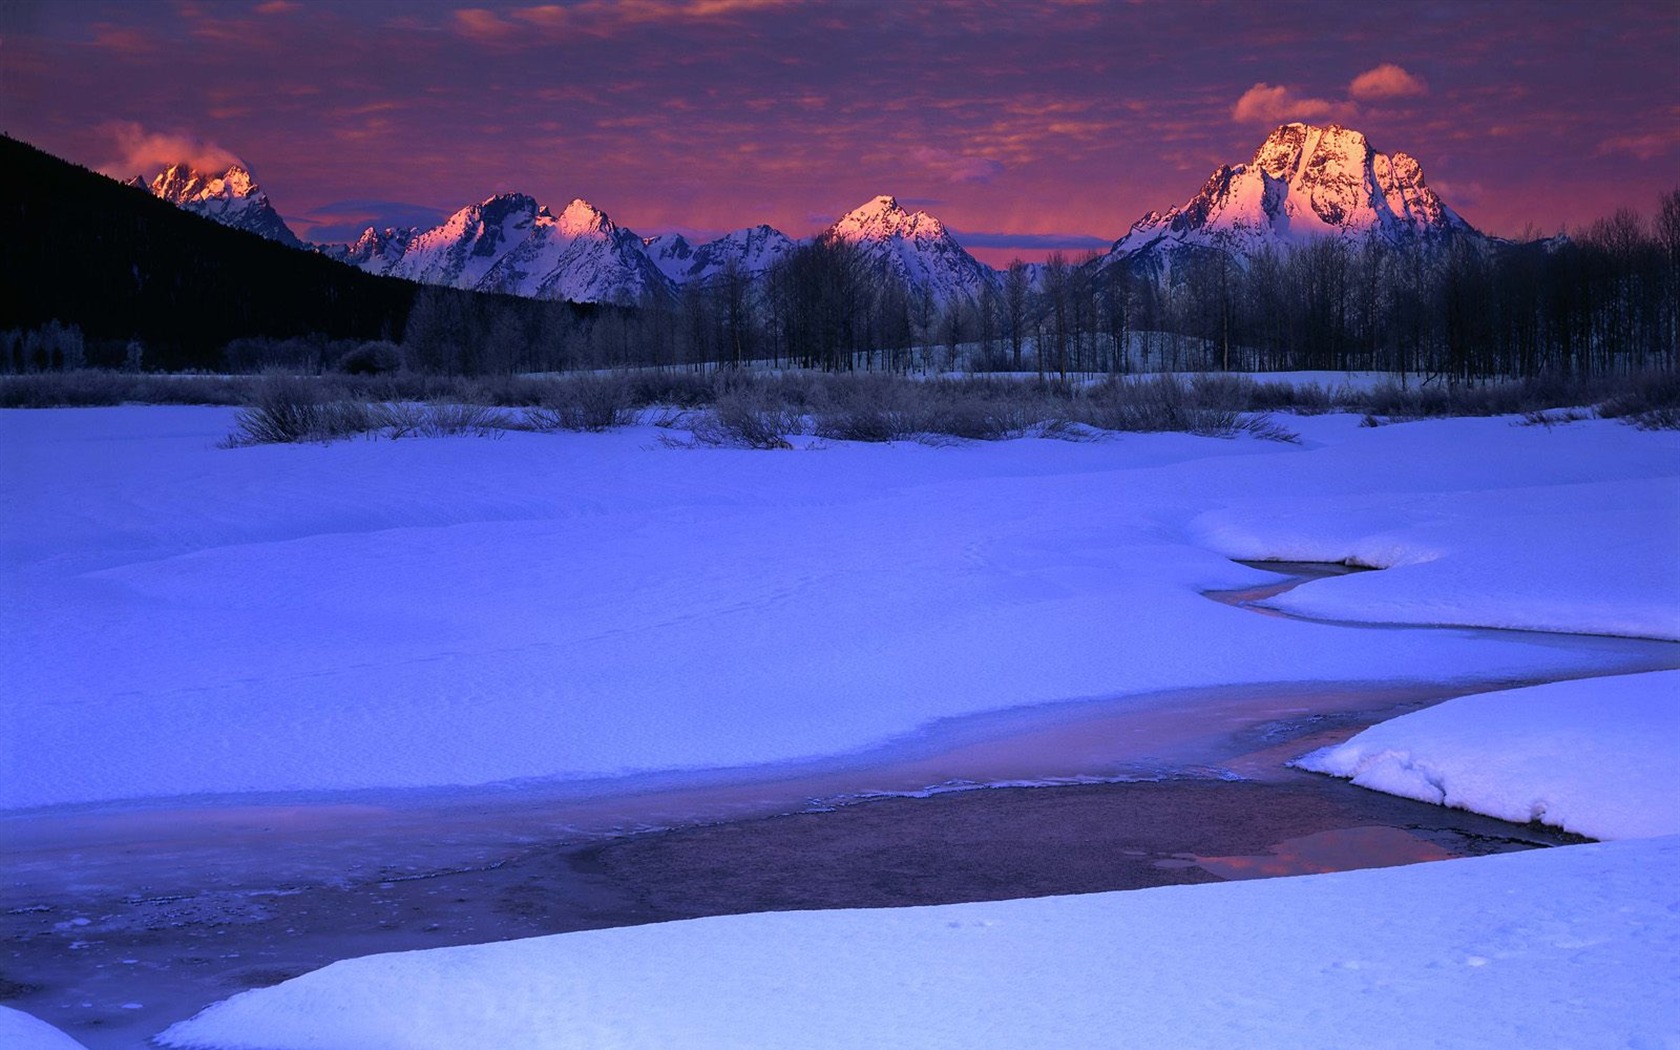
[346,192,673,303]
[127,160,301,247]
[828,195,950,244]
[556,198,612,237]
[824,195,997,307]
[1103,122,1475,273]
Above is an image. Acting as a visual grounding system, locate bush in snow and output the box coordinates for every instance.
[523,374,638,432]
[334,341,405,376]
[224,374,379,446]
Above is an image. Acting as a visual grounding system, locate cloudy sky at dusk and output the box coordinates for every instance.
[3,0,1676,265]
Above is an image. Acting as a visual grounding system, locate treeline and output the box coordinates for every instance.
[1138,196,1680,380]
[568,192,1679,381]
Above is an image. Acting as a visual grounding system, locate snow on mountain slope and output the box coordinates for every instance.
[826,195,999,307]
[644,232,697,281]
[646,225,796,284]
[318,225,417,270]
[350,194,674,304]
[127,161,302,247]
[1102,123,1478,273]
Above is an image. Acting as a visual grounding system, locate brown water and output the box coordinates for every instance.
[4,561,1675,1048]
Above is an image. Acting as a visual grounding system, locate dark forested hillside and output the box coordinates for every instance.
[0,136,588,372]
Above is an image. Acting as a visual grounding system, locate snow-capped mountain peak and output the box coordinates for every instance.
[829,195,951,245]
[1104,122,1475,272]
[821,196,994,307]
[557,198,611,237]
[128,160,300,247]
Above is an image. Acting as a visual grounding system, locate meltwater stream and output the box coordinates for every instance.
[4,562,1677,1049]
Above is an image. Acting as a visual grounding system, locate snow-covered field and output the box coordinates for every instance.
[3,405,1677,1048]
[3,408,1674,810]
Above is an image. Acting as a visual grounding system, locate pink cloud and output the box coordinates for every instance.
[1231,83,1352,125]
[1348,63,1428,101]
[89,24,158,53]
[95,122,243,180]
[453,7,518,41]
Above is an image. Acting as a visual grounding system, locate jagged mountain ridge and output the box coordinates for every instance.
[127,162,302,247]
[342,194,676,304]
[1101,123,1478,274]
[130,122,1492,305]
[646,224,797,285]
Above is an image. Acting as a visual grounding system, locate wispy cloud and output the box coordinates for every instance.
[912,147,1004,185]
[453,0,789,43]
[89,23,158,53]
[1596,127,1680,161]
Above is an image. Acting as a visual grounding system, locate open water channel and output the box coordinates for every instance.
[4,563,1677,1048]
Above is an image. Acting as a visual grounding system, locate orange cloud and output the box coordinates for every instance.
[1349,63,1428,101]
[95,122,243,179]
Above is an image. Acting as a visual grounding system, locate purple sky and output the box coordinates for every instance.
[4,0,1676,265]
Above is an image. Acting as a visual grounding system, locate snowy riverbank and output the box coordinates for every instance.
[3,406,1677,1048]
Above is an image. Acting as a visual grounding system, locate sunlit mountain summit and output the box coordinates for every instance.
[1099,123,1479,275]
[127,161,302,247]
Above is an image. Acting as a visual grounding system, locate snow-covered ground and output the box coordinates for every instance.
[2,408,1674,810]
[0,1007,91,1050]
[3,405,1677,1048]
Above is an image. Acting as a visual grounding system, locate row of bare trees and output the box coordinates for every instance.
[1148,191,1679,380]
[510,188,1676,381]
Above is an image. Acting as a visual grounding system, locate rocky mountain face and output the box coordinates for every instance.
[824,196,999,307]
[647,224,797,285]
[318,225,416,271]
[1100,123,1479,274]
[343,194,675,304]
[127,162,302,247]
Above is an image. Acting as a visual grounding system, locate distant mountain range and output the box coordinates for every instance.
[125,122,1490,307]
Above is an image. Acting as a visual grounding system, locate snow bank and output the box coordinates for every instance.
[1295,670,1680,840]
[0,1007,90,1050]
[157,835,1680,1050]
[1190,415,1680,639]
[2,408,1675,810]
